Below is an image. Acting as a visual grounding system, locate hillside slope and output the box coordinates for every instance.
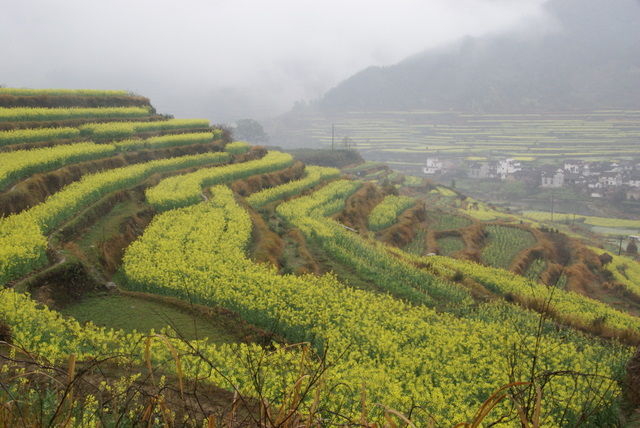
[317,0,640,113]
[2,88,640,426]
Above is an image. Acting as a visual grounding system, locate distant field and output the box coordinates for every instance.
[275,110,640,173]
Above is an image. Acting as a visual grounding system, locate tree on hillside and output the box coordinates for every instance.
[232,119,269,144]
[342,136,356,151]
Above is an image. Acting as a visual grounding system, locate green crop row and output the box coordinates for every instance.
[146,151,294,211]
[0,142,115,190]
[247,165,340,209]
[481,225,537,269]
[0,152,229,285]
[224,141,251,154]
[122,184,628,426]
[0,106,152,122]
[368,195,415,231]
[79,118,212,140]
[0,126,81,147]
[114,131,216,152]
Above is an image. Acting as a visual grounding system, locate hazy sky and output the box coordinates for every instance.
[1,0,546,122]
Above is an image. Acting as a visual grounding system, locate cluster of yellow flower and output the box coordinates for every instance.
[79,118,212,140]
[246,165,339,209]
[121,183,629,425]
[146,151,294,211]
[0,142,115,190]
[0,126,80,147]
[276,180,471,306]
[598,248,640,299]
[0,106,152,122]
[223,141,251,154]
[0,152,229,285]
[429,253,640,332]
[114,131,215,152]
[367,194,415,231]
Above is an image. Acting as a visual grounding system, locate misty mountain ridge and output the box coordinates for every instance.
[315,0,640,113]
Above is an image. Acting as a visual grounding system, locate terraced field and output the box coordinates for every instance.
[274,110,640,173]
[3,89,640,426]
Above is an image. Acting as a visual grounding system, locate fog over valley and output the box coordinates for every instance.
[1,0,546,122]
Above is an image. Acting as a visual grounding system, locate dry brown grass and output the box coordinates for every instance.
[511,247,546,276]
[458,222,487,250]
[279,229,321,276]
[96,210,155,277]
[231,162,305,198]
[0,322,12,344]
[378,204,427,248]
[247,209,284,268]
[334,183,384,232]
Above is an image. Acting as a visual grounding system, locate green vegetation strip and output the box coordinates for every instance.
[79,118,212,140]
[481,225,536,269]
[0,106,152,122]
[146,150,294,211]
[61,293,238,344]
[0,152,230,285]
[368,195,415,231]
[0,126,81,147]
[246,165,340,209]
[122,185,628,426]
[0,142,115,190]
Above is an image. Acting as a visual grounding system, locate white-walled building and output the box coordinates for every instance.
[423,158,444,174]
[541,169,564,188]
[496,158,521,179]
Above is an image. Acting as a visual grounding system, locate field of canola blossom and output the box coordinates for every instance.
[0,152,230,285]
[122,182,630,426]
[1,89,639,426]
[367,194,416,231]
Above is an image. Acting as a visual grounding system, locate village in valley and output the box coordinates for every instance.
[424,157,640,200]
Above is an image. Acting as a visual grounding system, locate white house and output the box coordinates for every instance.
[627,173,640,188]
[423,158,444,174]
[599,172,623,187]
[541,169,564,188]
[467,162,496,179]
[564,160,587,174]
[496,159,521,179]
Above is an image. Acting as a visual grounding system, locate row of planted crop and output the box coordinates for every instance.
[121,184,629,426]
[275,180,473,307]
[421,252,640,333]
[522,210,640,230]
[367,194,415,231]
[146,151,294,211]
[481,225,537,270]
[0,118,213,147]
[0,286,313,426]
[113,131,218,152]
[0,151,230,285]
[0,132,219,191]
[246,165,340,209]
[596,248,640,300]
[78,118,212,140]
[0,106,152,122]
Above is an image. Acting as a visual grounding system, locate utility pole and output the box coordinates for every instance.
[619,235,624,256]
[550,193,554,222]
[331,124,335,150]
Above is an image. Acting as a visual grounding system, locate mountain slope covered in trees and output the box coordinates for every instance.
[317,0,640,113]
